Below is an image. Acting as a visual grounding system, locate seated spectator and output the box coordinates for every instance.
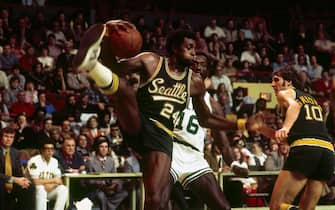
[8,35,25,60]
[280,44,294,64]
[7,65,26,90]
[46,66,67,94]
[255,57,272,82]
[240,39,261,66]
[271,53,289,72]
[31,107,48,134]
[208,33,225,63]
[223,19,238,43]
[27,138,68,210]
[37,46,55,72]
[46,20,67,48]
[76,92,102,116]
[20,45,38,74]
[85,136,128,210]
[24,80,38,104]
[98,110,112,138]
[66,66,90,93]
[0,91,10,122]
[204,144,224,172]
[34,91,56,117]
[248,142,267,170]
[59,94,77,121]
[13,113,35,150]
[204,18,225,40]
[86,79,109,108]
[215,83,233,114]
[239,19,255,40]
[264,141,289,171]
[194,30,209,53]
[293,44,311,66]
[10,90,35,119]
[308,55,323,82]
[231,146,249,171]
[292,54,310,74]
[27,62,47,91]
[32,116,53,139]
[56,40,75,74]
[50,127,63,150]
[314,70,332,102]
[223,42,239,64]
[54,137,85,173]
[86,115,103,143]
[110,123,123,146]
[210,60,233,96]
[0,43,19,72]
[236,60,254,82]
[0,66,9,90]
[60,119,76,139]
[46,34,62,60]
[313,30,334,69]
[76,134,90,161]
[3,76,22,107]
[0,127,35,210]
[71,23,85,49]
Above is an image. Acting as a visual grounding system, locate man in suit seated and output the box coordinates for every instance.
[0,127,35,210]
[85,136,128,210]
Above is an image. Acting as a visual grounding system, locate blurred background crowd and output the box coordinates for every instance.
[1,0,335,209]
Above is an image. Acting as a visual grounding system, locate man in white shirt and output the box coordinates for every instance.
[28,138,68,210]
[204,18,225,40]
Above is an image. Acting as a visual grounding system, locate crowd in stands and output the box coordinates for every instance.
[1,2,335,209]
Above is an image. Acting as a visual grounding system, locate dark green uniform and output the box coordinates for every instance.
[125,57,191,157]
[284,89,335,180]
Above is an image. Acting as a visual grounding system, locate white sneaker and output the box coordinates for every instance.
[73,23,106,72]
[74,197,93,210]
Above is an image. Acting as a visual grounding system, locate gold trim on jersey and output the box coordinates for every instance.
[290,138,334,152]
[165,58,188,81]
[150,118,174,137]
[152,95,186,104]
[139,56,163,88]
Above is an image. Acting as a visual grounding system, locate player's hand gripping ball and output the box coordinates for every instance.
[105,20,143,58]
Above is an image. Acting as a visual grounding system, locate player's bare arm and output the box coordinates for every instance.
[114,52,161,81]
[190,73,238,130]
[276,89,302,141]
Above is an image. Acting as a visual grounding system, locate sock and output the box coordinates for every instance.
[280,203,299,210]
[89,62,119,94]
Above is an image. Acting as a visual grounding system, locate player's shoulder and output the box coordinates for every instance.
[136,51,160,61]
[277,89,295,99]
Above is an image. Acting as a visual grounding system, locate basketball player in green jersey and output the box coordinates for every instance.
[73,20,246,210]
[249,67,335,210]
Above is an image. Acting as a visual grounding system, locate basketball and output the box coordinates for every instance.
[105,20,143,58]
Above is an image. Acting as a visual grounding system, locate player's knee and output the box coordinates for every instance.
[269,200,281,210]
[223,203,231,210]
[145,193,162,207]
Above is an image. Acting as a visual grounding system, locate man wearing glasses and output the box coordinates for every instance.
[28,137,68,210]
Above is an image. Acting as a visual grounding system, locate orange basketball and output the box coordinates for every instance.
[105,20,143,58]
